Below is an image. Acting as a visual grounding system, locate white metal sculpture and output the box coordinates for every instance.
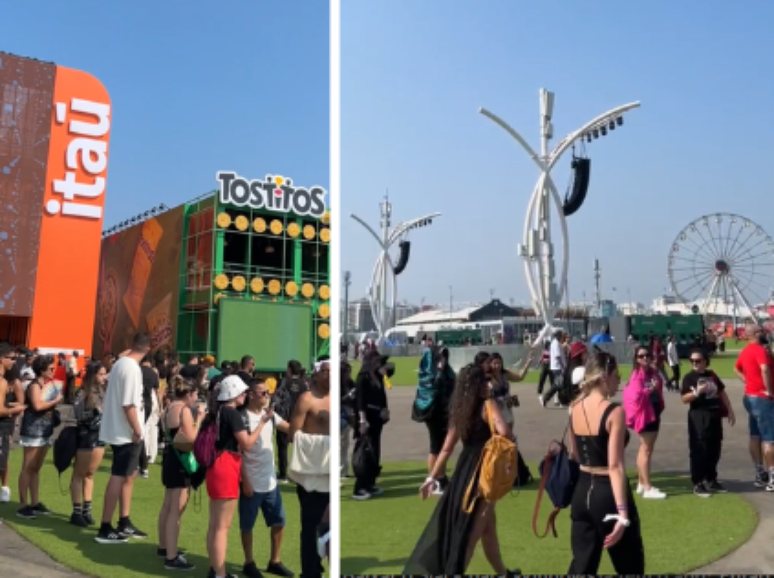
[479,89,640,336]
[668,213,774,326]
[350,195,441,341]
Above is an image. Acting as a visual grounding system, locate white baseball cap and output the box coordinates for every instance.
[217,375,249,401]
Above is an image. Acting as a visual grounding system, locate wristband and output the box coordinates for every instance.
[603,514,631,527]
[616,504,628,511]
[425,476,436,484]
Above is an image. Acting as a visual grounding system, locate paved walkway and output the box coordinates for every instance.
[378,379,773,573]
[0,522,88,577]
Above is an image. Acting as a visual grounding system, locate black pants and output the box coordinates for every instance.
[536,363,551,394]
[296,485,329,578]
[569,472,645,574]
[354,411,383,493]
[138,409,151,471]
[276,430,289,479]
[670,364,681,389]
[541,370,564,404]
[688,410,723,485]
[65,375,76,404]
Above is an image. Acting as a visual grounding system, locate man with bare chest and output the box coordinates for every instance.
[289,358,330,578]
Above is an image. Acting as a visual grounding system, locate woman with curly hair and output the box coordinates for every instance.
[403,364,520,576]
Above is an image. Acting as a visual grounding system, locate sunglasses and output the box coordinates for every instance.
[690,358,705,364]
[637,354,651,359]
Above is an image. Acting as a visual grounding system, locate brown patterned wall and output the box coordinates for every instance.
[0,53,56,317]
[92,206,185,359]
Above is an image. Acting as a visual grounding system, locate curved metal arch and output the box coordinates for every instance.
[351,210,442,341]
[480,95,640,332]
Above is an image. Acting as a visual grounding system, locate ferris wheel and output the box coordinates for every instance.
[667,213,774,322]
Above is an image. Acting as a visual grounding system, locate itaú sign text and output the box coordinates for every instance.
[217,171,326,219]
[46,98,111,220]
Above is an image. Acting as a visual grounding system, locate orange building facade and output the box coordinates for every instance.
[0,52,111,355]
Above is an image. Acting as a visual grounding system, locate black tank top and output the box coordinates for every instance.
[573,402,630,468]
[0,385,15,431]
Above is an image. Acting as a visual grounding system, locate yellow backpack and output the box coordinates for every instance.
[462,400,518,513]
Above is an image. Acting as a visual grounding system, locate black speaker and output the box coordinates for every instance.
[562,157,591,217]
[393,241,411,275]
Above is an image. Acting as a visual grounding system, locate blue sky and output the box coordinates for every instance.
[341,1,774,309]
[4,2,329,227]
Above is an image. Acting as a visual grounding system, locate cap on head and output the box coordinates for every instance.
[569,342,587,359]
[217,375,249,401]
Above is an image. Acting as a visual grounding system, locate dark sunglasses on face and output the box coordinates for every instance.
[690,358,705,364]
[637,354,651,359]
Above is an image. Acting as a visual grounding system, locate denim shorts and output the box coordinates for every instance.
[743,395,774,443]
[238,485,286,532]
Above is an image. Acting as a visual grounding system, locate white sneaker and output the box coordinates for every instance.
[642,487,667,499]
[351,490,372,501]
[1,487,10,503]
[636,483,644,495]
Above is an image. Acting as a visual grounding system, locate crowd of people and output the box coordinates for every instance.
[388,325,771,576]
[0,336,330,578]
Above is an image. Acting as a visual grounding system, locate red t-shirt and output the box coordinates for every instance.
[736,343,774,398]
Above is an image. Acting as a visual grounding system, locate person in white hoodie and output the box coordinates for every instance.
[667,336,681,392]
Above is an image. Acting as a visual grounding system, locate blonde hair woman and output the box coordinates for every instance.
[567,350,645,574]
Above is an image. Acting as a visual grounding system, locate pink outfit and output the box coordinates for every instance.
[623,368,664,434]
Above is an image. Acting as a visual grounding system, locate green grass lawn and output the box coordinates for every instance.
[350,352,743,386]
[340,461,756,574]
[2,450,307,578]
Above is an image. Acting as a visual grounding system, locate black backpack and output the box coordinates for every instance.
[53,426,79,493]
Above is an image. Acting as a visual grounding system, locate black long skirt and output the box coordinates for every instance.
[403,440,486,574]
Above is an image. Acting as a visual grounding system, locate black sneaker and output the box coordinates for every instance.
[83,511,95,526]
[16,506,36,519]
[368,487,384,497]
[94,526,129,544]
[31,503,51,516]
[164,555,195,571]
[754,471,768,487]
[117,520,148,540]
[506,569,522,577]
[157,547,187,558]
[70,513,89,528]
[693,483,711,498]
[243,561,265,578]
[266,561,293,577]
[708,480,728,493]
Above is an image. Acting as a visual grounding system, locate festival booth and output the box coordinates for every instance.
[94,171,330,374]
[0,52,111,368]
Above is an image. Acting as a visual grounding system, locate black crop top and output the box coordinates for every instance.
[573,402,630,468]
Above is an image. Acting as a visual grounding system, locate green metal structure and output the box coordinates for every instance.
[175,191,330,371]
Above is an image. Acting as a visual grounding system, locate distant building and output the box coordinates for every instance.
[347,298,376,333]
[618,301,645,315]
[468,299,523,322]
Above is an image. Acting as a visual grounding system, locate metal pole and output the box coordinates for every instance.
[343,271,351,347]
[449,286,453,324]
[479,91,639,339]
